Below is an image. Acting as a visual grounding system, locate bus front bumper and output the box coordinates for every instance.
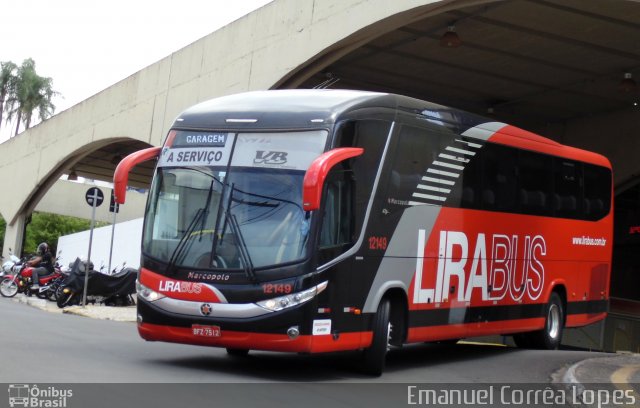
[137,298,370,353]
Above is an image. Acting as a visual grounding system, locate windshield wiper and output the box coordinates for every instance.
[227,211,256,282]
[199,180,215,241]
[211,183,256,282]
[166,180,216,274]
[166,208,204,275]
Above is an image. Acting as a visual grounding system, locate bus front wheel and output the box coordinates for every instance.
[361,298,391,376]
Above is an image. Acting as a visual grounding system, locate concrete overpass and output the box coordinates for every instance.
[1,0,639,349]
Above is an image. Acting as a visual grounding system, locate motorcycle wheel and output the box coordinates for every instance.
[47,286,58,301]
[35,288,48,299]
[0,277,18,297]
[56,291,76,308]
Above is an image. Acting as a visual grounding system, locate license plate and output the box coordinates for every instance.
[192,325,221,337]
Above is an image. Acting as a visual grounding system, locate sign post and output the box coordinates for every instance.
[108,190,119,274]
[83,187,104,306]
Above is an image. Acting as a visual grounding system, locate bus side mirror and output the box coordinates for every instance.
[302,147,364,211]
[113,147,162,204]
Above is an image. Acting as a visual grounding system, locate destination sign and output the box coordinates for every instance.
[172,132,229,147]
[159,134,236,168]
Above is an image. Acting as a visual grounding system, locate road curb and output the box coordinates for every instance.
[10,293,135,321]
[62,305,136,322]
[553,353,640,406]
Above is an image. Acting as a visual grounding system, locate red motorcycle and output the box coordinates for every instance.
[0,261,63,300]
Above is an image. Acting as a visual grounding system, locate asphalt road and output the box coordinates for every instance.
[0,296,613,407]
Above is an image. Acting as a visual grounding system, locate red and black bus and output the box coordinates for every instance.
[114,90,612,375]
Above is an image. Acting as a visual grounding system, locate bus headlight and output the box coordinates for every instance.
[256,281,328,312]
[136,280,165,302]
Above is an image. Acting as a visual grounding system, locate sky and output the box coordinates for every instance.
[0,0,273,142]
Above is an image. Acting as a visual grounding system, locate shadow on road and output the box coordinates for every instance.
[144,342,521,381]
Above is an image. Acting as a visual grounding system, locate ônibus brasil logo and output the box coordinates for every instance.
[8,384,73,408]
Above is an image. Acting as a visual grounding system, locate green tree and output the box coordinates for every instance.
[0,61,17,134]
[24,212,106,256]
[6,59,57,136]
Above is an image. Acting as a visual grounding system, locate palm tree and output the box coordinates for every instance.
[6,58,58,136]
[0,61,17,134]
[22,75,56,131]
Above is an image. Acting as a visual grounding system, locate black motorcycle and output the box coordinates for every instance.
[56,258,137,308]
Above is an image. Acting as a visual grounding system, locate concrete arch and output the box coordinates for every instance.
[273,0,494,90]
[0,133,153,255]
[0,135,152,225]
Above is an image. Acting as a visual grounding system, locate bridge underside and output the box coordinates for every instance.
[297,0,639,132]
[68,140,155,189]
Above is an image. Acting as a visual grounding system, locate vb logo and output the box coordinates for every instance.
[254,151,288,165]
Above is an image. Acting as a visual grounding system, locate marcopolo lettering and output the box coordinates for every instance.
[413,230,546,304]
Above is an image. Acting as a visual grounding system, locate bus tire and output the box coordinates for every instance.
[226,348,249,357]
[516,292,564,350]
[532,292,564,349]
[361,298,391,376]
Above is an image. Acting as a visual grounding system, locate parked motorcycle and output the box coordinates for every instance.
[56,258,137,308]
[0,261,64,300]
[1,249,22,276]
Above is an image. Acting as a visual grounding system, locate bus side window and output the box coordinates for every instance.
[319,171,354,249]
[518,150,553,216]
[553,159,582,219]
[386,124,439,206]
[583,164,612,221]
[481,144,517,213]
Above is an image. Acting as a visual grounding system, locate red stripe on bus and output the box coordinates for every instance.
[138,323,372,353]
[489,125,611,168]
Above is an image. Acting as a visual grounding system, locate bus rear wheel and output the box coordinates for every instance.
[361,298,391,376]
[514,292,564,350]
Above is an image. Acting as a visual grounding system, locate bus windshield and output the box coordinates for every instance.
[142,129,327,271]
[143,166,309,270]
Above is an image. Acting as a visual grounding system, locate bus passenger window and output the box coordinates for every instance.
[481,144,517,213]
[553,159,581,219]
[583,164,612,221]
[518,151,552,216]
[386,125,439,206]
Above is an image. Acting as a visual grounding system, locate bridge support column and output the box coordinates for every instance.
[3,214,26,258]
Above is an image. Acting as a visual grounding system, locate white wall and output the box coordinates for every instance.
[36,180,147,223]
[57,218,143,272]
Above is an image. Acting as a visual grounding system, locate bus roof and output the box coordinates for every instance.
[174,89,610,168]
[176,89,397,130]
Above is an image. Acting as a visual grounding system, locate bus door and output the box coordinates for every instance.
[315,119,391,334]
